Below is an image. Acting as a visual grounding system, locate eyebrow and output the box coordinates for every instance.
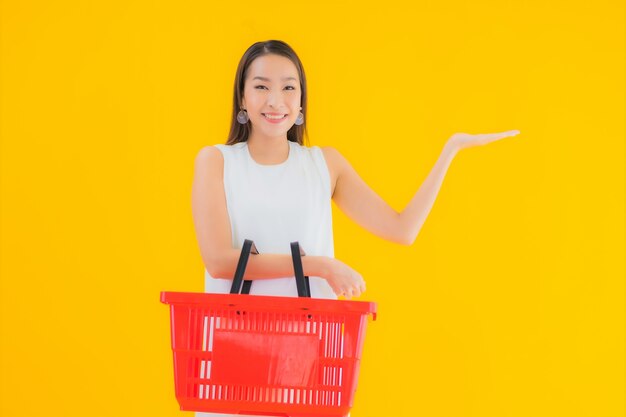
[252,76,298,82]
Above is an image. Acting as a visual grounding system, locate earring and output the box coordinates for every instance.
[237,108,249,124]
[294,111,304,126]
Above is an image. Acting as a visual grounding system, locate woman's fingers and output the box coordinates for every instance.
[327,262,366,298]
[476,131,518,145]
[451,130,521,151]
[486,130,520,143]
[343,284,365,299]
[336,286,361,299]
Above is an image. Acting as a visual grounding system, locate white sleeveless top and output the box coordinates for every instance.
[204,140,337,299]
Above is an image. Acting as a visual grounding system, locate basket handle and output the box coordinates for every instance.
[229,239,258,294]
[229,239,311,298]
[290,242,311,298]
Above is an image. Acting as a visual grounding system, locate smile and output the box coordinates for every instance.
[262,113,287,123]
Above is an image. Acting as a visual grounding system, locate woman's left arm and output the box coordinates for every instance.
[325,130,520,245]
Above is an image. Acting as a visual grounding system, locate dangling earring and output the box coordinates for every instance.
[237,108,249,124]
[294,110,304,126]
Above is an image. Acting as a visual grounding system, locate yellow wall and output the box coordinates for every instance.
[1,1,623,416]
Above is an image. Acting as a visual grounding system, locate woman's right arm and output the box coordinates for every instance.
[191,146,365,297]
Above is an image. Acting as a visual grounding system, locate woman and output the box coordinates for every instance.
[192,39,519,302]
[190,39,519,417]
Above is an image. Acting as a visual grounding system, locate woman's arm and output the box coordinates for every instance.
[324,130,520,246]
[323,143,456,245]
[191,146,366,297]
[396,141,457,245]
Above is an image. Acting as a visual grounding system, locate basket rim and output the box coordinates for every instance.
[160,291,377,319]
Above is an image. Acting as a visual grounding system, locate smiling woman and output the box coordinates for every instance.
[227,42,308,148]
[190,38,520,417]
[192,38,521,301]
[192,40,369,309]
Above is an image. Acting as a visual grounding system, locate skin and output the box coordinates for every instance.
[192,53,521,299]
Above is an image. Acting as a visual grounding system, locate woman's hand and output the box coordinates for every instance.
[323,258,366,299]
[447,130,521,152]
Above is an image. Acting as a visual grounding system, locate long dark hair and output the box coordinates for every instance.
[226,40,309,146]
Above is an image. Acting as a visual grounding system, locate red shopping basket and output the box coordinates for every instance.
[161,240,377,417]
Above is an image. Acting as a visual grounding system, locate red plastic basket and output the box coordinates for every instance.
[161,291,376,417]
[160,238,376,417]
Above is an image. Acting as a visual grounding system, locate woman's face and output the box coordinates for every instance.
[241,54,302,139]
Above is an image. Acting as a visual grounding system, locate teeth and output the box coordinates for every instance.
[264,114,286,120]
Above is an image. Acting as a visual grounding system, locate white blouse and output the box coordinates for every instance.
[203,140,336,300]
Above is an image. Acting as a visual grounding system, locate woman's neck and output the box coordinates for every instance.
[246,135,290,165]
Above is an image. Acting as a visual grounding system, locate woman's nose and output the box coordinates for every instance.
[266,91,284,107]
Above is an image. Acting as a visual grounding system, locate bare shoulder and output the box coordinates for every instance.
[319,145,342,158]
[195,145,223,164]
[194,146,224,184]
[320,146,349,170]
[195,145,223,168]
[319,146,348,197]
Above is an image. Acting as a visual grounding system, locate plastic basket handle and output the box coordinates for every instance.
[290,242,311,298]
[229,239,259,294]
[229,239,311,298]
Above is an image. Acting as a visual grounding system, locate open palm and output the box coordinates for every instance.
[449,130,521,151]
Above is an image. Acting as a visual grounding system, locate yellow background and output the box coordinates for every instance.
[1,0,624,416]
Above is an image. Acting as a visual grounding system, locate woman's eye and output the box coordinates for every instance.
[254,85,296,90]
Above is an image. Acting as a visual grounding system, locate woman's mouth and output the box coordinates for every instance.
[262,113,287,123]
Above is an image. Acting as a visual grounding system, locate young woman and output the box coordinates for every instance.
[192,39,520,302]
[190,38,519,417]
